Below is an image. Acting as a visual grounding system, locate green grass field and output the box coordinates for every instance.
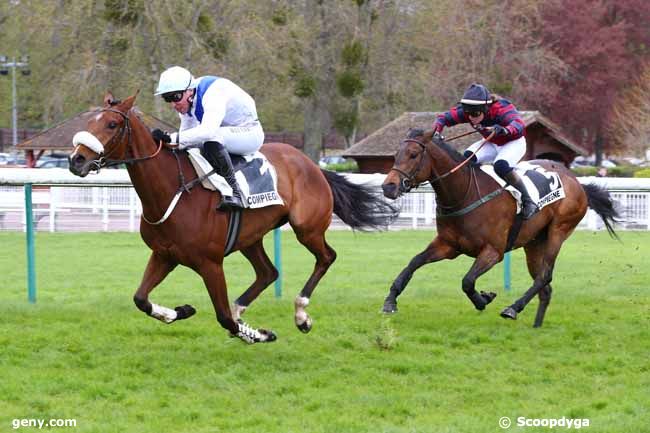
[1,230,648,433]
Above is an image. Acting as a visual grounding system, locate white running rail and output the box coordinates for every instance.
[1,169,649,232]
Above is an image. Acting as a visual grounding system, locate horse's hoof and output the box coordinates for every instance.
[500,307,517,320]
[174,304,196,320]
[480,291,497,305]
[296,317,312,333]
[382,300,398,314]
[260,329,277,342]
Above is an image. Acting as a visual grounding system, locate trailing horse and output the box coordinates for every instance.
[68,92,398,343]
[381,129,618,327]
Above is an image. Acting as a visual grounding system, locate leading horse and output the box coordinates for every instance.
[68,92,398,344]
[381,129,618,327]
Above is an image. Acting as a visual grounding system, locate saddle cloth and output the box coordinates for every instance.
[480,162,566,213]
[187,148,284,209]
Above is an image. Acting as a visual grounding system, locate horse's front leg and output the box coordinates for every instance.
[133,252,196,323]
[199,260,276,344]
[231,240,279,322]
[383,237,458,313]
[461,246,501,310]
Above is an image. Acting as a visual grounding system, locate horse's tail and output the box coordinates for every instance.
[582,183,620,240]
[322,170,399,231]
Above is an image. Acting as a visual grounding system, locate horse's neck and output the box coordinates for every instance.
[127,122,186,218]
[428,148,471,204]
[430,161,495,208]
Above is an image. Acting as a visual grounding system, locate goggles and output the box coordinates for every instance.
[162,91,185,103]
[462,104,487,118]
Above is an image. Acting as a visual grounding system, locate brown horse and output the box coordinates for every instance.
[381,129,618,327]
[68,92,398,344]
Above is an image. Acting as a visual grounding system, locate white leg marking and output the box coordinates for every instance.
[151,303,178,324]
[232,303,247,322]
[294,296,310,325]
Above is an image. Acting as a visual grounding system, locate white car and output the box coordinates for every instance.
[318,156,349,168]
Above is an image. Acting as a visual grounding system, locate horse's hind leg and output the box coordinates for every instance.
[232,240,279,321]
[534,285,553,328]
[383,237,458,313]
[501,231,567,326]
[517,238,554,327]
[292,230,337,333]
[133,252,196,323]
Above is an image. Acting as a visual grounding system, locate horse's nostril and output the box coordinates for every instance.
[382,183,397,198]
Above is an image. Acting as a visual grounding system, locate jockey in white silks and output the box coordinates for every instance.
[153,66,264,209]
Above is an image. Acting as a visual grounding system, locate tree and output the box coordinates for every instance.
[609,63,650,157]
[530,0,650,164]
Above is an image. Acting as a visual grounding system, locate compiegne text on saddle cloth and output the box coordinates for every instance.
[187,148,284,209]
[481,162,566,213]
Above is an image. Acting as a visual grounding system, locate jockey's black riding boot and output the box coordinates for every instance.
[203,141,244,210]
[503,170,538,219]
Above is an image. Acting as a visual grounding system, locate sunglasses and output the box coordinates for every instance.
[162,91,185,103]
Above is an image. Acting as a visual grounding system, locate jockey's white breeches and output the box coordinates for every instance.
[216,123,264,155]
[466,136,527,167]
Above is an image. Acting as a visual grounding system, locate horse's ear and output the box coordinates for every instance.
[423,129,434,142]
[103,91,115,107]
[121,90,139,111]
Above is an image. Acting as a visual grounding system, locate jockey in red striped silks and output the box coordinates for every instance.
[433,83,537,219]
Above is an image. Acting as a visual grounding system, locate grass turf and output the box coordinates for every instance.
[1,230,648,432]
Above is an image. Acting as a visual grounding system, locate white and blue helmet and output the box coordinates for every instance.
[154,66,197,95]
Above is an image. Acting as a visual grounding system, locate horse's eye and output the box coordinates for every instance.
[108,121,118,129]
[409,151,418,159]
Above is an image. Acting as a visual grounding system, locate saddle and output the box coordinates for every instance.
[186,148,284,209]
[480,162,566,213]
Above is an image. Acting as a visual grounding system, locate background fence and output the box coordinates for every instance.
[1,169,649,232]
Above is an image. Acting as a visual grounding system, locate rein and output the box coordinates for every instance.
[86,107,216,225]
[94,108,164,169]
[140,151,218,225]
[389,130,496,189]
[389,130,502,216]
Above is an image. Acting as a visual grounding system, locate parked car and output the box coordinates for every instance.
[1,154,27,167]
[37,158,70,169]
[318,156,349,168]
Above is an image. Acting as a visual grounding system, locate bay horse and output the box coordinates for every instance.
[68,92,398,344]
[381,129,618,327]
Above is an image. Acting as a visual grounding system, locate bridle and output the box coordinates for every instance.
[389,138,431,192]
[389,131,495,192]
[78,107,219,225]
[84,108,163,171]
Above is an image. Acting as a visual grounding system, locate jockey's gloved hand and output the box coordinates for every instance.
[432,122,444,134]
[463,150,479,167]
[492,125,509,137]
[151,129,171,144]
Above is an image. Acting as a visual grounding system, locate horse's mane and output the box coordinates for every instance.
[407,128,465,163]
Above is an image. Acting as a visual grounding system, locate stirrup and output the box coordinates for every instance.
[521,201,538,219]
[217,194,244,210]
